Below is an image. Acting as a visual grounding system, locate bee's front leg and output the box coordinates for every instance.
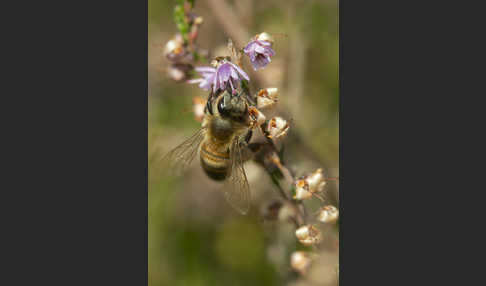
[239,130,255,163]
[244,130,253,145]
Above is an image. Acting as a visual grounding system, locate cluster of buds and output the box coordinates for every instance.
[164,35,194,82]
[290,251,314,275]
[164,1,207,82]
[295,224,322,246]
[317,205,339,224]
[293,168,327,200]
[256,88,279,110]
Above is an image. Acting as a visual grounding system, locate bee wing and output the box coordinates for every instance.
[159,128,206,178]
[223,138,251,215]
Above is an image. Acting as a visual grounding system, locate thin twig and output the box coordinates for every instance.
[205,0,250,48]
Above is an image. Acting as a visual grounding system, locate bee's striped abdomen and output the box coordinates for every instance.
[200,141,230,181]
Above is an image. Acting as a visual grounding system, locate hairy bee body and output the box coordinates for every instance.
[199,92,249,180]
[160,89,253,214]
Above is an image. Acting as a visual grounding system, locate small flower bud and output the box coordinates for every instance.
[167,63,192,82]
[256,88,279,110]
[248,106,267,128]
[256,32,274,44]
[295,224,322,246]
[194,16,204,25]
[164,35,185,61]
[266,117,289,139]
[290,251,312,275]
[192,96,206,122]
[317,205,339,224]
[293,168,327,200]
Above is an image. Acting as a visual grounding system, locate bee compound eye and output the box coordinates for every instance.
[206,98,213,115]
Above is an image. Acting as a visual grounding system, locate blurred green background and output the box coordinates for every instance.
[149,0,339,285]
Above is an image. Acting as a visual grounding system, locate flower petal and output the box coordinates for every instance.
[228,62,249,81]
[195,66,216,73]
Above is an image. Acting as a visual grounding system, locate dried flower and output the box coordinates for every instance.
[188,59,249,93]
[294,180,313,200]
[291,251,312,275]
[295,224,322,246]
[266,117,289,139]
[317,205,339,224]
[243,33,275,71]
[293,168,327,200]
[256,88,279,110]
[248,106,266,128]
[192,96,206,122]
[164,35,185,61]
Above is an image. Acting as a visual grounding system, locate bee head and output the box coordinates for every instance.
[217,90,248,122]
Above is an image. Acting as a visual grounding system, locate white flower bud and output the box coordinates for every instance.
[295,224,322,246]
[167,63,191,82]
[290,251,312,275]
[194,16,204,25]
[256,88,279,110]
[248,106,267,128]
[317,205,339,224]
[164,35,184,59]
[167,64,185,81]
[266,117,289,139]
[192,96,206,122]
[256,32,274,44]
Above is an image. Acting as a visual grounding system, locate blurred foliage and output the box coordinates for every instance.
[149,0,338,285]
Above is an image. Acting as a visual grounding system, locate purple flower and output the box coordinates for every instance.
[187,66,216,91]
[188,60,249,93]
[243,40,275,71]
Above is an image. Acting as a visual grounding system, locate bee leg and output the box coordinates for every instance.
[244,130,253,144]
[240,130,255,162]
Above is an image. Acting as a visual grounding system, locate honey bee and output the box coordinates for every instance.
[161,89,254,214]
